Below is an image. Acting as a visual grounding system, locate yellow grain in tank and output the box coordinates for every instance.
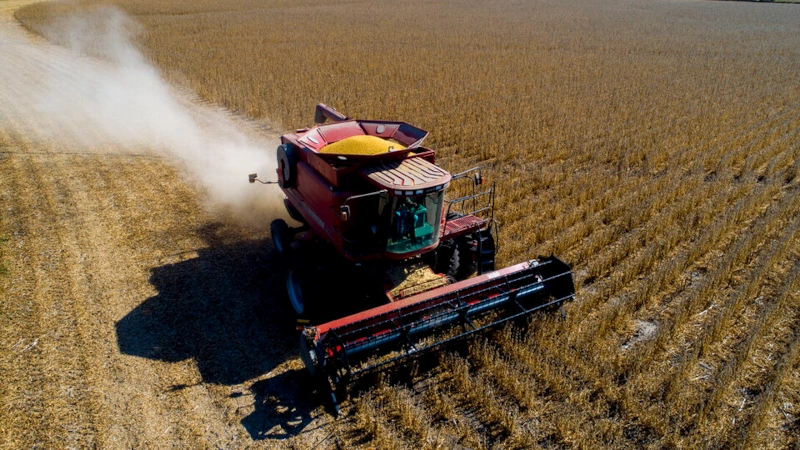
[319,135,406,155]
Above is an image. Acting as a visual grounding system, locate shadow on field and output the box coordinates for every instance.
[115,221,297,384]
[240,369,321,441]
[115,221,326,440]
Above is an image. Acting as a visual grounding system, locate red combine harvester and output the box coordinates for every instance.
[250,104,575,413]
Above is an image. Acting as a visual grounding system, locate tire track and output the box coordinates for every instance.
[0,154,96,448]
[0,2,304,448]
[46,153,187,448]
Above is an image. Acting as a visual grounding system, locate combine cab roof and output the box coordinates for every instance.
[360,157,451,193]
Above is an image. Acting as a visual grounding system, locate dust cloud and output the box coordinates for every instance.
[4,6,283,227]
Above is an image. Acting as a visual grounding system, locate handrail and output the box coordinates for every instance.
[444,167,496,229]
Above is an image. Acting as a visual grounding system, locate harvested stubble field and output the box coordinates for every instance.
[3,0,800,448]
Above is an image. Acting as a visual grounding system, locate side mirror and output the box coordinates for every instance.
[340,205,351,221]
[248,173,258,184]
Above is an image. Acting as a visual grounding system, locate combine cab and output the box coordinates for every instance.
[250,104,575,413]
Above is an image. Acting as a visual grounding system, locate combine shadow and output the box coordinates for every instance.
[240,369,324,441]
[115,222,333,440]
[115,222,298,386]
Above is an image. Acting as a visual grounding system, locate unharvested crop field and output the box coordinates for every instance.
[4,0,800,448]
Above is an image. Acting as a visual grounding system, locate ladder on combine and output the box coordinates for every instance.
[442,167,498,274]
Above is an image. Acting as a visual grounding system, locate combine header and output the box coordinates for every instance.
[250,104,575,413]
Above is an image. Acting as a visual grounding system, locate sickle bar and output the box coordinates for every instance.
[300,256,575,409]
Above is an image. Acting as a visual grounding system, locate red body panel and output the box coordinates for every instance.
[278,116,463,263]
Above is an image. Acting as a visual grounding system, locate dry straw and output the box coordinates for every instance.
[10,0,800,448]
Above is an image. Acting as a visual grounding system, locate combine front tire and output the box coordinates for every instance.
[456,232,479,279]
[478,228,496,274]
[286,270,310,317]
[270,219,292,256]
[434,239,460,279]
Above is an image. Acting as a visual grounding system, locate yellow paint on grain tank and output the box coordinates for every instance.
[319,135,406,155]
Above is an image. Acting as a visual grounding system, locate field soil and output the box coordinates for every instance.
[0,1,330,448]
